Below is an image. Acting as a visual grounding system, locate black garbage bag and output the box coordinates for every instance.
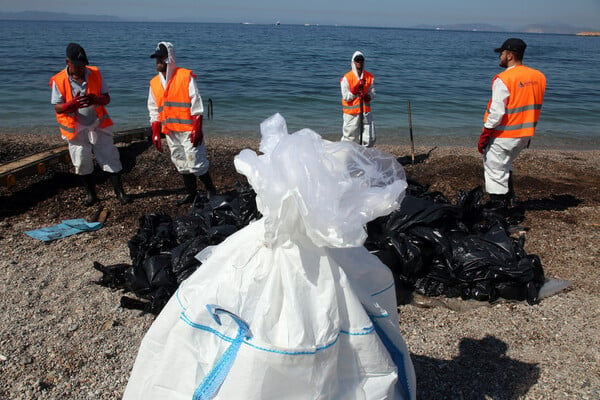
[456,186,486,228]
[366,194,462,285]
[378,231,425,282]
[127,253,175,295]
[92,261,129,289]
[120,286,174,315]
[172,215,207,244]
[93,259,176,314]
[171,236,208,283]
[494,254,544,304]
[189,194,232,231]
[405,178,450,204]
[93,213,180,314]
[128,213,176,265]
[189,183,261,230]
[384,195,462,234]
[236,181,261,225]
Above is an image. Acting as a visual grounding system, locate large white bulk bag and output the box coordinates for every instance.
[123,114,416,400]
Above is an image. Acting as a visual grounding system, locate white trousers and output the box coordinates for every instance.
[67,124,122,175]
[483,137,530,194]
[165,131,210,175]
[342,112,375,147]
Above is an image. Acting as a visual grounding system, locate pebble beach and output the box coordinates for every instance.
[1,133,599,399]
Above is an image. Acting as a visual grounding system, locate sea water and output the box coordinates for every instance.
[1,20,598,149]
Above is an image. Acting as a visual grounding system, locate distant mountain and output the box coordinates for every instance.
[518,24,593,34]
[0,10,121,22]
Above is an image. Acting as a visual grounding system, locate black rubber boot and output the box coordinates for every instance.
[81,174,98,207]
[199,172,217,198]
[109,173,131,204]
[484,193,507,211]
[506,171,515,208]
[177,174,197,205]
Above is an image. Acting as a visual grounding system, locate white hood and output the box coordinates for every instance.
[156,41,178,83]
[351,50,365,79]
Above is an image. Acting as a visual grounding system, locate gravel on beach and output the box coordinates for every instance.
[1,133,599,400]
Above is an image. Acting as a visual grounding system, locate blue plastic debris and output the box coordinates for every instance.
[25,219,103,242]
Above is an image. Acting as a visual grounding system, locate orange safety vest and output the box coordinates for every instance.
[149,68,195,134]
[341,71,373,115]
[483,65,546,138]
[49,66,113,140]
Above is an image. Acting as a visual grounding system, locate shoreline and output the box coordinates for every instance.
[1,126,600,155]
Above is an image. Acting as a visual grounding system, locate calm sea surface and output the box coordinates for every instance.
[1,20,599,149]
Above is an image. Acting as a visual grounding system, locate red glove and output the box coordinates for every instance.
[87,93,110,106]
[151,121,163,153]
[351,84,364,96]
[478,127,495,154]
[60,95,87,113]
[190,115,203,147]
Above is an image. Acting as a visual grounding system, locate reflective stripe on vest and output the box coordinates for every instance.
[341,71,373,115]
[483,65,546,138]
[150,68,194,134]
[49,66,113,140]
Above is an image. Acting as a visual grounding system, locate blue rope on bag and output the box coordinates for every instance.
[370,316,414,400]
[192,305,252,400]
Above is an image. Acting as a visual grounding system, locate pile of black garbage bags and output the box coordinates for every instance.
[366,179,544,306]
[93,183,261,314]
[94,180,545,315]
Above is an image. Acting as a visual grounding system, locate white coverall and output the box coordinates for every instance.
[483,65,531,195]
[147,41,209,176]
[340,50,376,147]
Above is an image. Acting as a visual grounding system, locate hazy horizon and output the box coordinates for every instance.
[1,0,598,31]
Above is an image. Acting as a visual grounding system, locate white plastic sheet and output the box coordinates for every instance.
[123,114,415,400]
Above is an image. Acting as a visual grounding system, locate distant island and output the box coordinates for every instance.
[0,10,121,22]
[576,32,600,36]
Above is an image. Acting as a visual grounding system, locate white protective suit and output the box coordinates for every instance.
[341,50,376,147]
[148,41,209,176]
[483,66,531,195]
[123,114,416,400]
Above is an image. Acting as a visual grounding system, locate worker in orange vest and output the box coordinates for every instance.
[148,41,217,205]
[340,51,376,147]
[479,38,546,209]
[50,43,130,206]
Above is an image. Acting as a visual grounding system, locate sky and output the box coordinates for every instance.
[1,0,599,29]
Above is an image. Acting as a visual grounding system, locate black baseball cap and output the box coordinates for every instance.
[66,43,89,67]
[150,43,168,59]
[494,38,527,55]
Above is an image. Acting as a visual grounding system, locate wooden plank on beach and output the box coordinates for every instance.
[113,127,151,144]
[0,145,70,187]
[0,127,150,187]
